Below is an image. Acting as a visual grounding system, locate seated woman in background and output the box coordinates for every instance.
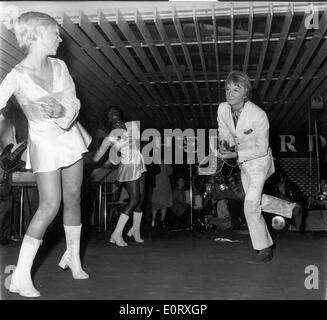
[171,177,188,226]
[151,163,173,227]
[93,107,146,246]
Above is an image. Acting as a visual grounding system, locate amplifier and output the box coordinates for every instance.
[305,210,327,231]
[12,171,36,185]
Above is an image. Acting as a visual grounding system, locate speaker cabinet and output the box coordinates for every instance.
[305,210,327,231]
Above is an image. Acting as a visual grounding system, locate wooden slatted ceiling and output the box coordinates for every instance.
[243,2,253,74]
[135,12,186,127]
[230,3,234,73]
[98,12,162,125]
[193,10,211,128]
[260,3,293,101]
[212,4,221,105]
[273,5,327,126]
[266,14,308,113]
[173,14,205,128]
[114,11,173,127]
[60,15,132,112]
[253,3,273,90]
[282,61,327,131]
[154,12,195,128]
[1,1,327,133]
[282,40,327,118]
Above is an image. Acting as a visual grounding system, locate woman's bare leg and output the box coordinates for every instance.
[59,159,88,279]
[110,179,140,246]
[62,159,84,226]
[9,170,61,297]
[127,174,146,241]
[26,170,62,239]
[160,208,167,225]
[151,209,157,227]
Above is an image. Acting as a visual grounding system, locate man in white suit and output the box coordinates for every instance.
[216,71,296,264]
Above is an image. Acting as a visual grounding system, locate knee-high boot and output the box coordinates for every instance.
[58,224,89,279]
[110,213,129,246]
[8,235,42,298]
[127,211,144,243]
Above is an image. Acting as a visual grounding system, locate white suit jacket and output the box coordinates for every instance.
[217,101,274,177]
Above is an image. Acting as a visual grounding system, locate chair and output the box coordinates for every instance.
[91,167,118,231]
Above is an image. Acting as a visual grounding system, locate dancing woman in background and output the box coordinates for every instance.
[94,107,146,246]
[0,12,91,297]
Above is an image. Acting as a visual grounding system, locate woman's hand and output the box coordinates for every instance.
[93,137,112,162]
[41,97,66,119]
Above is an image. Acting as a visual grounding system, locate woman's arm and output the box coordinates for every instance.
[0,71,17,116]
[0,71,17,136]
[217,103,234,148]
[51,60,81,129]
[93,136,112,162]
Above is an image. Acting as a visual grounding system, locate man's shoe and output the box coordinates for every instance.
[247,247,273,264]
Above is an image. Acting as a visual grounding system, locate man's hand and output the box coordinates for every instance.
[219,140,229,154]
[216,149,237,160]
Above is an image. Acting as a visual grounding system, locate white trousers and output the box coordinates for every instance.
[240,157,295,250]
[240,156,273,251]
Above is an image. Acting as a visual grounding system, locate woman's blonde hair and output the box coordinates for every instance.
[13,11,58,52]
[225,71,252,101]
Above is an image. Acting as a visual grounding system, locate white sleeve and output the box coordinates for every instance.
[217,103,233,145]
[0,70,17,113]
[53,60,80,129]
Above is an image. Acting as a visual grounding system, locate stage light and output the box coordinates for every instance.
[317,191,327,201]
[311,96,324,111]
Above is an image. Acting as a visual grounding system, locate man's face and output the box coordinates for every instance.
[178,178,185,188]
[225,82,247,108]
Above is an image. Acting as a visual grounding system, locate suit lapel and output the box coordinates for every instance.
[227,105,236,135]
[235,102,249,134]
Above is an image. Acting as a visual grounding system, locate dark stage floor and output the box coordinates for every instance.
[0,227,326,300]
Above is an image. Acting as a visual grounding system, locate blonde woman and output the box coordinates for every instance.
[0,12,91,297]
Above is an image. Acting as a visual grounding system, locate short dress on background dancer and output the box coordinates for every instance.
[107,121,146,181]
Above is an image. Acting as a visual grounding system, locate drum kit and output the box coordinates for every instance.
[197,142,288,231]
[197,140,238,199]
[199,157,236,200]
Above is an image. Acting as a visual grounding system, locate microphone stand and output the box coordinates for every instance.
[171,162,194,232]
[171,141,195,232]
[95,165,117,232]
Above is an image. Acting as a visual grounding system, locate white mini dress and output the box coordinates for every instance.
[0,58,91,173]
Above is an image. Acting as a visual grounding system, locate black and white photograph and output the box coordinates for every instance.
[0,0,326,305]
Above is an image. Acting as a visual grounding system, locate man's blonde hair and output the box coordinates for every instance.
[13,11,58,52]
[225,71,252,101]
